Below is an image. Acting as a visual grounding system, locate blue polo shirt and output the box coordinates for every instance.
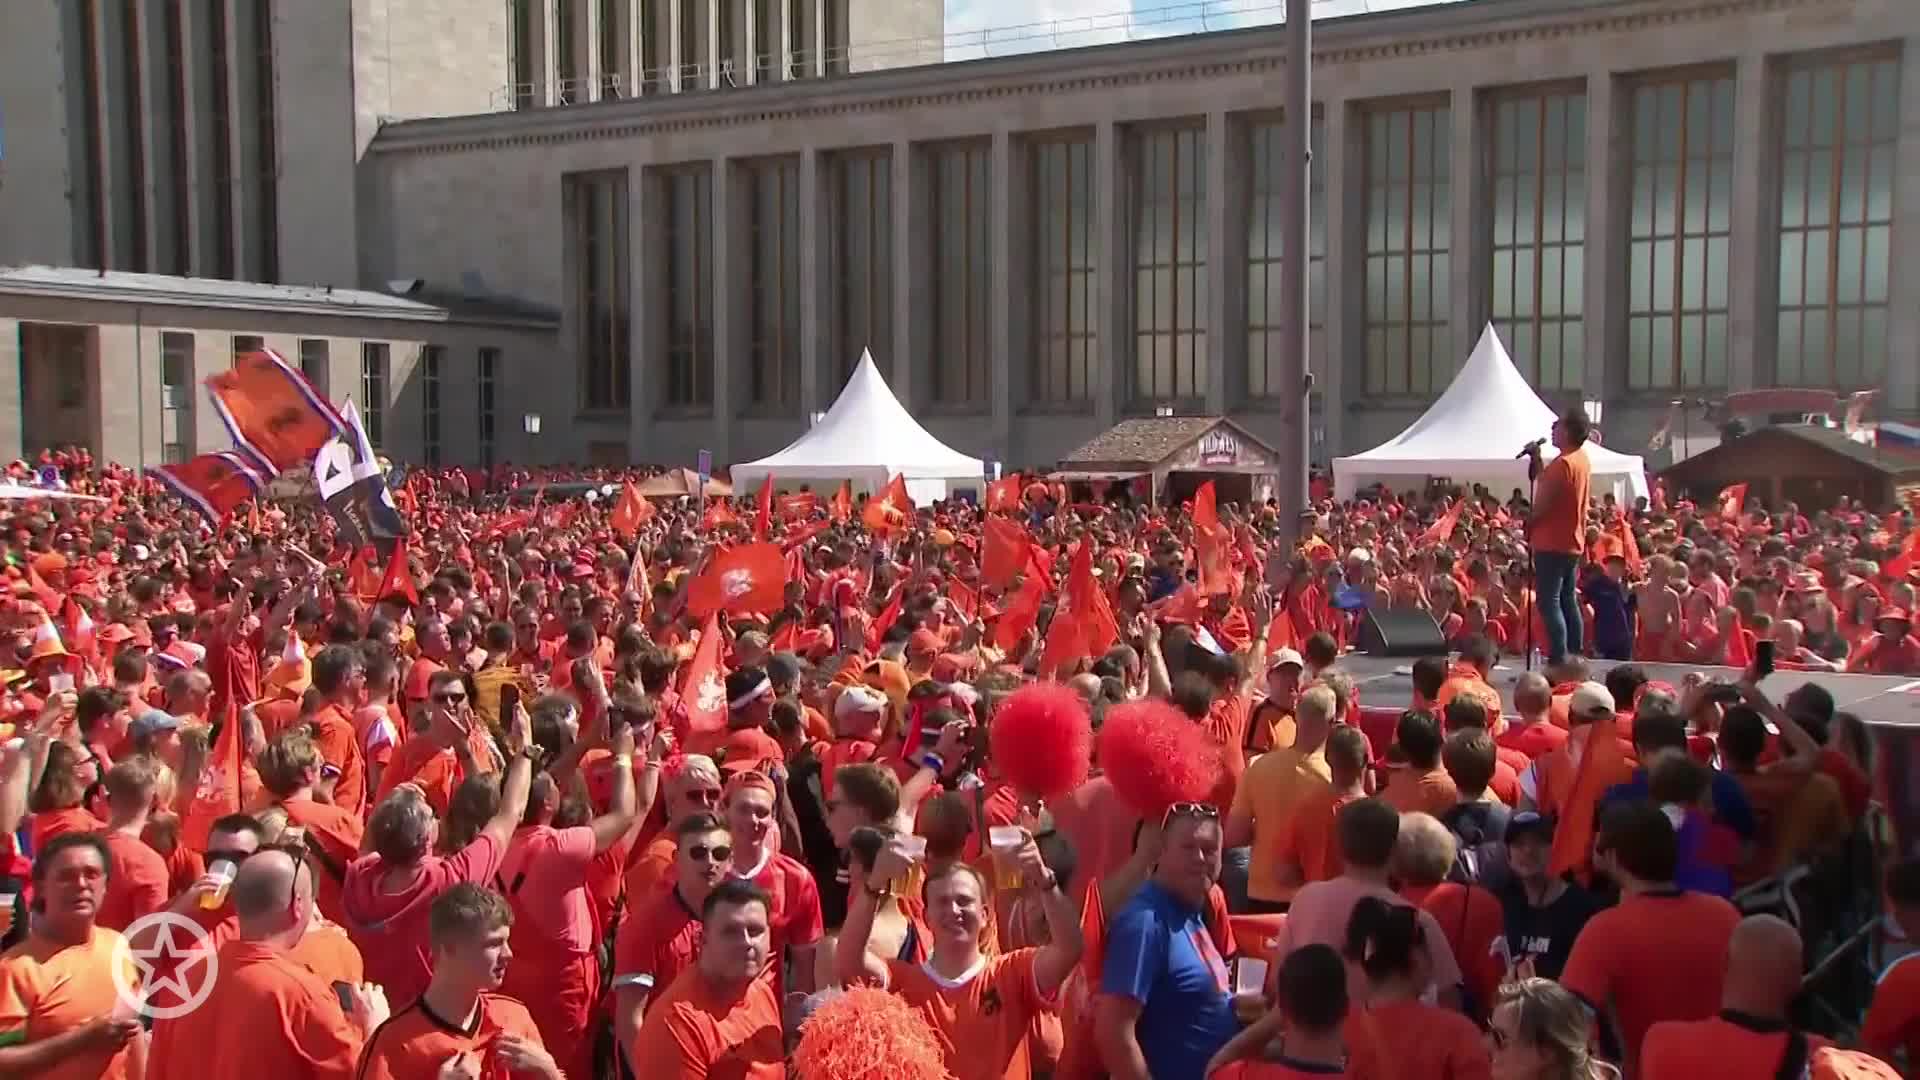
[1101,881,1239,1080]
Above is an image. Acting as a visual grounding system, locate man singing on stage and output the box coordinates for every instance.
[1526,407,1593,665]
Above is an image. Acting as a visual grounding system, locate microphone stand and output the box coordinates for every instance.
[1523,446,1543,674]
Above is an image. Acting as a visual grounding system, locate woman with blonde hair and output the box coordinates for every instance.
[1488,978,1618,1080]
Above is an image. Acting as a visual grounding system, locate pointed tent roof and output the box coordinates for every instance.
[730,350,985,489]
[1333,325,1649,500]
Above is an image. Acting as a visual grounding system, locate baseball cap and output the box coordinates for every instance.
[129,710,182,739]
[1881,608,1913,625]
[1505,810,1553,845]
[1267,647,1305,672]
[1567,681,1616,720]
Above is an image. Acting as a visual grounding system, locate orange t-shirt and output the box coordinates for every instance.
[308,702,367,815]
[1344,998,1492,1080]
[627,966,786,1078]
[280,796,365,925]
[1863,952,1920,1068]
[96,829,171,932]
[1212,1058,1355,1079]
[886,949,1052,1080]
[1203,692,1251,809]
[0,926,140,1080]
[375,735,494,818]
[290,921,365,987]
[1272,787,1360,886]
[1402,881,1505,1018]
[30,807,103,850]
[1379,766,1459,817]
[623,833,679,914]
[1640,1013,1830,1080]
[356,992,548,1080]
[1527,446,1591,554]
[146,941,363,1080]
[1558,889,1739,1078]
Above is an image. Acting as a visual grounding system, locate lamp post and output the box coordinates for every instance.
[1277,0,1312,544]
[523,413,541,464]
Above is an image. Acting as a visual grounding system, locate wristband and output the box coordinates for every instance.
[919,752,947,775]
[613,756,633,769]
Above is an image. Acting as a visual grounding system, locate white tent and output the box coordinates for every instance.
[0,483,105,503]
[730,350,985,503]
[1333,326,1650,503]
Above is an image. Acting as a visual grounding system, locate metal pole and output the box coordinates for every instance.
[1276,0,1312,545]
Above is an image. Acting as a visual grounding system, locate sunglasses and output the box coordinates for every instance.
[685,788,722,805]
[432,692,468,706]
[1163,802,1221,825]
[685,843,733,863]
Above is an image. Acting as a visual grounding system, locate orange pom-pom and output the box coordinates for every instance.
[795,987,955,1080]
[989,682,1092,798]
[1098,698,1224,816]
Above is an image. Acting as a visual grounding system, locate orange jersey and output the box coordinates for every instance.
[0,926,141,1080]
[886,949,1053,1080]
[148,940,364,1080]
[627,967,786,1078]
[356,992,549,1080]
[1344,998,1491,1080]
[1863,953,1920,1068]
[280,796,366,925]
[1271,785,1359,888]
[96,829,171,932]
[1641,1013,1831,1080]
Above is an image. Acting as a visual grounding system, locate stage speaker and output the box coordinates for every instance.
[1357,608,1445,657]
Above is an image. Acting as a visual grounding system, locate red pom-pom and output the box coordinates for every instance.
[1098,698,1224,816]
[989,683,1093,798]
[795,987,955,1080]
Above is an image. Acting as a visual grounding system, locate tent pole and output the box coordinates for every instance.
[1276,0,1313,546]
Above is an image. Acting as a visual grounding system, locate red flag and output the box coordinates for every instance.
[1418,499,1467,547]
[1716,483,1749,521]
[862,475,913,535]
[1193,480,1220,534]
[986,474,1023,513]
[983,515,1033,589]
[151,451,271,525]
[1041,542,1121,674]
[1266,607,1301,652]
[1883,528,1920,581]
[771,619,800,654]
[1154,585,1204,626]
[23,563,62,614]
[61,597,96,660]
[947,579,979,622]
[677,612,728,737]
[376,538,418,607]
[755,476,774,540]
[869,582,908,651]
[183,661,244,851]
[784,545,808,587]
[1551,715,1625,879]
[994,573,1048,653]
[626,544,651,602]
[703,501,740,530]
[204,348,346,472]
[478,509,535,541]
[687,542,787,618]
[1195,528,1233,596]
[610,482,651,541]
[831,482,852,523]
[347,547,382,603]
[777,492,819,521]
[1617,513,1643,576]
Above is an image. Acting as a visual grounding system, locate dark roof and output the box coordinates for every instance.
[1061,416,1280,466]
[1666,424,1920,477]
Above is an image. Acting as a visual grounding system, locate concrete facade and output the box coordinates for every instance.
[359,0,1920,475]
[0,270,557,468]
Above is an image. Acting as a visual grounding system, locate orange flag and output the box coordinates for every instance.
[1193,480,1220,534]
[626,543,650,602]
[703,501,739,530]
[777,492,819,521]
[610,482,651,541]
[1883,527,1920,581]
[183,661,244,851]
[1617,513,1643,575]
[869,581,908,652]
[831,482,852,523]
[947,579,979,622]
[755,476,774,540]
[1418,499,1467,547]
[677,611,728,736]
[687,542,787,618]
[375,538,418,607]
[1549,715,1626,880]
[862,474,914,535]
[983,515,1033,590]
[1716,483,1749,521]
[1041,542,1121,675]
[1266,607,1301,652]
[994,573,1048,653]
[986,474,1023,514]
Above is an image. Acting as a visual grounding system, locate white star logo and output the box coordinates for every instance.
[112,912,219,1019]
[720,568,755,602]
[696,671,726,714]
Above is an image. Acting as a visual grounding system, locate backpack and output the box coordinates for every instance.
[1775,1031,1903,1080]
[1440,802,1511,891]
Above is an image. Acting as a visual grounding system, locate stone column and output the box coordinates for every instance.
[989,129,1016,463]
[1205,110,1233,415]
[1320,99,1351,456]
[582,0,603,101]
[1094,120,1124,428]
[0,321,23,462]
[628,169,655,455]
[711,158,737,461]
[799,148,827,412]
[891,139,918,405]
[1726,52,1771,392]
[1885,37,1920,413]
[1449,82,1481,367]
[1582,71,1621,403]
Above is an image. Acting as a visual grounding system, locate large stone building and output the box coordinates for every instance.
[2,0,1917,474]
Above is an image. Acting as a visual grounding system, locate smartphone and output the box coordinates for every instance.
[988,825,1024,852]
[499,682,522,716]
[47,672,74,694]
[1753,639,1776,678]
[331,981,356,1014]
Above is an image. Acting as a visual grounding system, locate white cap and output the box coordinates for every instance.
[833,686,887,721]
[1567,681,1616,720]
[1267,647,1306,671]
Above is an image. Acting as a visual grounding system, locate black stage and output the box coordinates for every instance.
[1336,655,1920,728]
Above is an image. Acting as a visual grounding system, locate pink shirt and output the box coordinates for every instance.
[499,824,597,955]
[1275,875,1463,1000]
[342,833,506,1009]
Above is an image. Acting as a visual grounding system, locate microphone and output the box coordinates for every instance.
[1515,438,1546,460]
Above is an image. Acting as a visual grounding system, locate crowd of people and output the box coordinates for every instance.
[0,433,1911,1080]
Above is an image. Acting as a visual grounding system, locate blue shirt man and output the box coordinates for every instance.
[1098,813,1239,1080]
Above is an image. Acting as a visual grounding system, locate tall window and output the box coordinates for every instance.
[160,332,193,464]
[208,0,234,279]
[718,0,739,84]
[929,141,991,408]
[1363,101,1452,396]
[1247,114,1326,400]
[360,343,388,449]
[662,165,714,409]
[788,0,815,79]
[680,0,709,89]
[249,0,277,282]
[1488,87,1586,391]
[161,0,191,275]
[753,0,775,81]
[599,0,624,96]
[831,150,892,389]
[232,335,264,360]
[1776,49,1899,389]
[1628,71,1736,390]
[1132,125,1207,404]
[745,158,801,410]
[298,338,328,391]
[568,171,631,411]
[555,0,577,103]
[642,0,667,93]
[509,0,536,108]
[478,347,500,467]
[421,346,443,466]
[1030,136,1094,406]
[116,0,149,272]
